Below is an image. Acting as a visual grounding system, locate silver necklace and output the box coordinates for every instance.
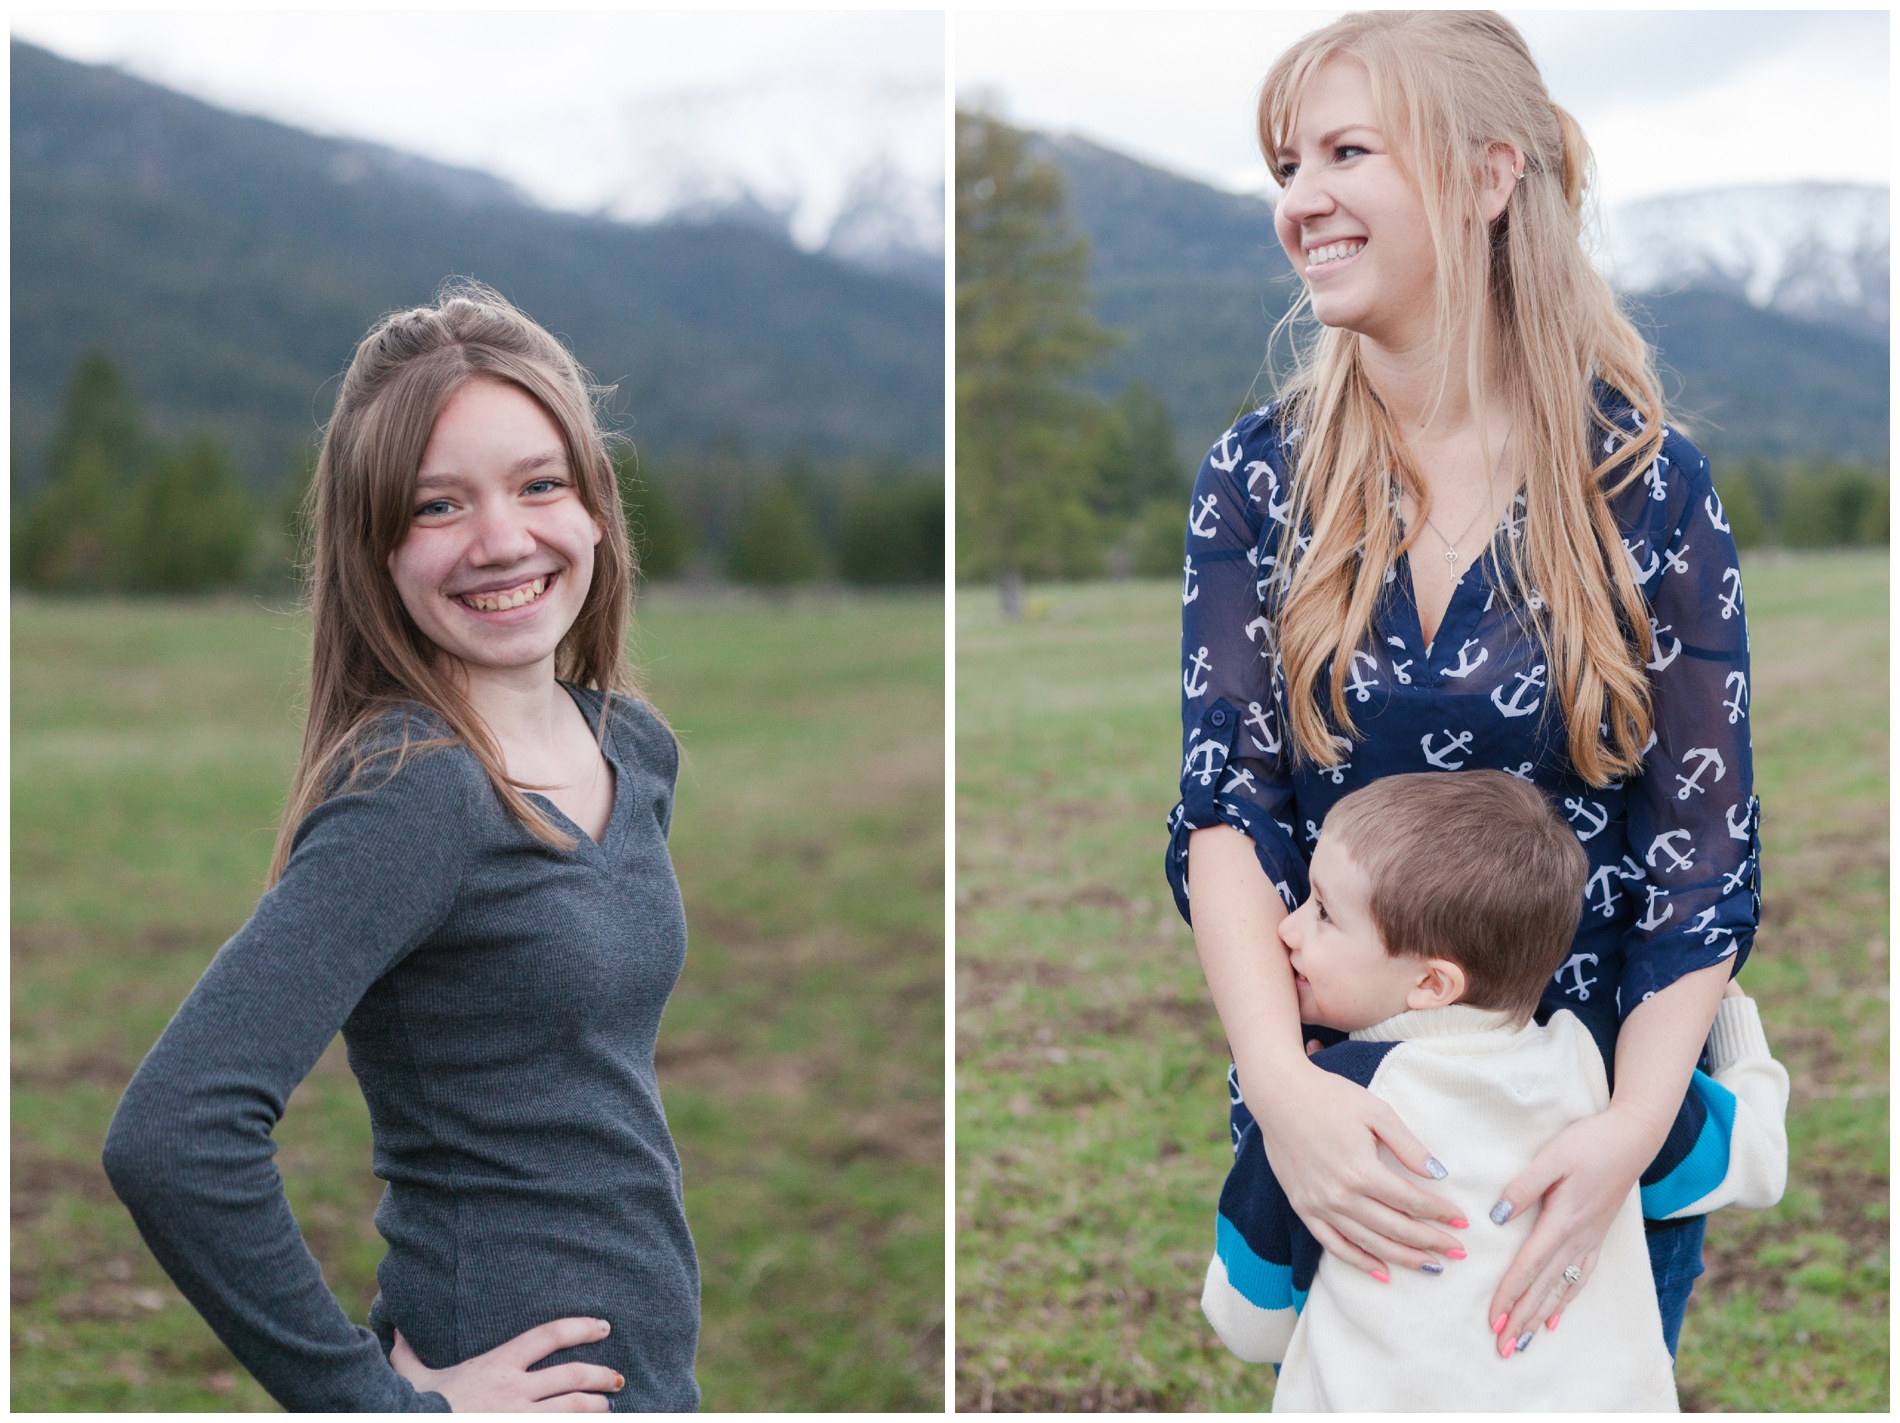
[1415,427,1511,571]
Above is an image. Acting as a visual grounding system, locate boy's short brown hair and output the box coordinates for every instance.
[1322,771,1587,1020]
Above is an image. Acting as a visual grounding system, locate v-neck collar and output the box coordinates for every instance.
[525,684,625,854]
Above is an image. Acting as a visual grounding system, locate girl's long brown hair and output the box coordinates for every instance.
[1257,11,1663,787]
[269,281,646,883]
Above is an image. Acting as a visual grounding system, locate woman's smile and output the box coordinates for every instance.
[453,571,555,615]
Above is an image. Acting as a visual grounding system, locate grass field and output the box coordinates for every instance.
[11,589,944,1411]
[955,552,1888,1411]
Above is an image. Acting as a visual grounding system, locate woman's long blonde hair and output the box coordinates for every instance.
[269,281,644,883]
[1257,10,1662,787]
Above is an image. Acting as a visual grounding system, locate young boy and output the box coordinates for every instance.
[1201,771,1788,1411]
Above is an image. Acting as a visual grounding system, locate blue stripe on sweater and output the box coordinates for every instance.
[1215,1213,1307,1313]
[1640,1070,1738,1218]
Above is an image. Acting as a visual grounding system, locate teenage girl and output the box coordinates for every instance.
[105,284,698,1411]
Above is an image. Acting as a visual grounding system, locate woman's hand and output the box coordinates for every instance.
[391,1319,624,1412]
[1484,1107,1657,1357]
[1254,1059,1470,1277]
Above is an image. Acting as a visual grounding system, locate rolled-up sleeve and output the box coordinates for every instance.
[1166,411,1310,924]
[1617,433,1759,1012]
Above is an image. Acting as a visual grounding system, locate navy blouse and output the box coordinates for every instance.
[1165,394,1760,1069]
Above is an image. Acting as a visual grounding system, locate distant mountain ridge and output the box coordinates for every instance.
[1039,131,1887,465]
[11,39,943,491]
[1601,183,1888,341]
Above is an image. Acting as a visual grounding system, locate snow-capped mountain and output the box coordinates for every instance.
[597,74,943,286]
[1599,183,1888,340]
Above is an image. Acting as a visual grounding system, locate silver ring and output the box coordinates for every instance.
[1562,1264,1583,1284]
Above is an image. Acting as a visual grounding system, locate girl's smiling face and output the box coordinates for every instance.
[1271,56,1437,351]
[387,377,603,681]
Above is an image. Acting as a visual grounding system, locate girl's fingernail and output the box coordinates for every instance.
[1420,1260,1444,1275]
[1501,1335,1516,1359]
[1493,1313,1509,1335]
[598,1320,612,1336]
[1449,1218,1470,1230]
[1489,1200,1514,1225]
[1425,1157,1448,1179]
[1445,1247,1467,1261]
[1370,1268,1390,1283]
[1546,1313,1561,1331]
[1515,1331,1534,1354]
[614,1374,625,1391]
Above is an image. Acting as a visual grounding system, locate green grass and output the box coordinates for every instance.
[954,552,1887,1412]
[11,589,944,1411]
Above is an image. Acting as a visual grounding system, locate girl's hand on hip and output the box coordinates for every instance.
[392,1319,623,1412]
[1485,1107,1655,1357]
[1255,1061,1467,1277]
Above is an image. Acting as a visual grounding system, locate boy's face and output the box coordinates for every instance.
[1279,835,1432,1031]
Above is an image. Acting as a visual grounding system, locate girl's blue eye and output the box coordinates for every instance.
[415,499,453,518]
[525,478,561,495]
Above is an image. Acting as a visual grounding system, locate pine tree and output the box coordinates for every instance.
[727,481,825,586]
[127,435,255,592]
[15,351,154,591]
[615,452,694,580]
[955,110,1118,616]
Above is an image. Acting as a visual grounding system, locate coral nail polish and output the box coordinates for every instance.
[1449,1218,1470,1229]
[1493,1313,1508,1335]
[1445,1247,1467,1261]
[1370,1268,1390,1283]
[1546,1313,1562,1331]
[1501,1335,1516,1359]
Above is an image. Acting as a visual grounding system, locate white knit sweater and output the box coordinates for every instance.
[1202,997,1788,1412]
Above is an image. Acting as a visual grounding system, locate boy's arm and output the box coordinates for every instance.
[1641,991,1790,1220]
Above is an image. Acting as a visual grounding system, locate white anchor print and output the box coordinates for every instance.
[1184,646,1212,698]
[1640,728,1659,759]
[1210,428,1242,473]
[1725,801,1753,841]
[1183,730,1223,787]
[1644,456,1670,502]
[1244,460,1270,504]
[1244,615,1273,656]
[1673,746,1727,800]
[1684,907,1737,951]
[1420,729,1474,770]
[1645,829,1696,874]
[1556,951,1599,1000]
[1188,493,1220,539]
[1563,796,1609,840]
[1221,767,1258,796]
[1661,541,1690,575]
[1504,762,1535,782]
[1391,657,1413,685]
[1244,701,1279,755]
[1718,566,1743,620]
[1273,880,1297,910]
[1723,671,1749,724]
[1491,663,1546,719]
[1181,554,1200,606]
[1443,639,1489,679]
[1483,588,1496,613]
[1646,618,1681,672]
[1583,856,1643,917]
[1636,884,1673,931]
[1347,650,1381,703]
[1721,856,1755,897]
[1704,491,1729,532]
[1623,537,1661,582]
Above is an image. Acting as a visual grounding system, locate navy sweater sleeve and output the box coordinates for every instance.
[101,741,479,1412]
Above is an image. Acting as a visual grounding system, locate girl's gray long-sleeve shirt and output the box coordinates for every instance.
[103,688,699,1412]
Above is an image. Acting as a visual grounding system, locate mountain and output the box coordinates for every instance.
[1601,183,1887,341]
[1039,132,1888,466]
[11,40,943,493]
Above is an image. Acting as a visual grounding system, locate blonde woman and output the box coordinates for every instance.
[105,285,697,1411]
[1167,12,1756,1366]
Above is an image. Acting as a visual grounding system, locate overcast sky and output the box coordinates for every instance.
[956,9,1890,207]
[11,10,947,251]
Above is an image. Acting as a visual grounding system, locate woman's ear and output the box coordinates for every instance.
[1406,957,1467,1011]
[1480,141,1523,224]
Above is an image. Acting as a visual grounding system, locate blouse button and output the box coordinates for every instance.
[1210,709,1227,727]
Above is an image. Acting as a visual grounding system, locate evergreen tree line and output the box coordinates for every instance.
[955,108,1889,615]
[1714,456,1889,550]
[15,351,943,595]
